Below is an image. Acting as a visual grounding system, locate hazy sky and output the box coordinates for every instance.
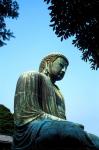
[0,0,99,136]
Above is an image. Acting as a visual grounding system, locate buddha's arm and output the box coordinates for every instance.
[37,73,66,121]
[41,112,65,121]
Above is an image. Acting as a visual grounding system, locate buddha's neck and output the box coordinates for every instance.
[45,73,56,84]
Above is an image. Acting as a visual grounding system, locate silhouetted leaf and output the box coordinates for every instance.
[61,36,63,41]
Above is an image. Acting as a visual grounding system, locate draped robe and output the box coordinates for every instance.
[14,71,66,126]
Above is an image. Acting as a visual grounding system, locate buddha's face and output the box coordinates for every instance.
[49,57,68,81]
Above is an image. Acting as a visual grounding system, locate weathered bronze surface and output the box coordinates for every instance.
[13,53,99,150]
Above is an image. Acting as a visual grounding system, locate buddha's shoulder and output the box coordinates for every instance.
[18,71,47,80]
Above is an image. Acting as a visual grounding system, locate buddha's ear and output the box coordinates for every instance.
[42,62,49,75]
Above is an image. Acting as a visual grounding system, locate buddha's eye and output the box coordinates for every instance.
[59,63,64,68]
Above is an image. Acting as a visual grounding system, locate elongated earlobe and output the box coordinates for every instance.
[43,62,49,76]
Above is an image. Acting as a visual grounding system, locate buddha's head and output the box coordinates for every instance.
[39,53,69,83]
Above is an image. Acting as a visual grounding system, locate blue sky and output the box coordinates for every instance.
[0,0,99,136]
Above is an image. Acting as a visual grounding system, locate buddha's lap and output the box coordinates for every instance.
[13,119,97,149]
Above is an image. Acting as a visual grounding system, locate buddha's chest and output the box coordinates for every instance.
[54,86,66,118]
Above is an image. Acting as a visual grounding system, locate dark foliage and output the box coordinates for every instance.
[0,104,14,135]
[44,0,99,70]
[0,0,19,47]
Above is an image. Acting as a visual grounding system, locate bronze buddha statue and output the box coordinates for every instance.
[12,53,99,150]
